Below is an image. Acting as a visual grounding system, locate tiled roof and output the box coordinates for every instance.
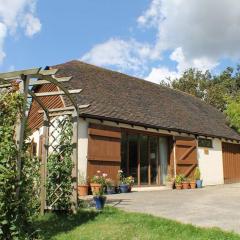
[53,60,240,141]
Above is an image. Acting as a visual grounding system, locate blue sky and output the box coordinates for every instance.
[1,0,240,83]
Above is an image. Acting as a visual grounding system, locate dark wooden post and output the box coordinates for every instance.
[157,137,161,185]
[137,135,141,186]
[40,113,49,215]
[15,75,30,198]
[71,110,78,212]
[173,136,177,177]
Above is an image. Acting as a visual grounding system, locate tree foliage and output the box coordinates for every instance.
[225,96,240,133]
[162,66,240,112]
[0,89,40,239]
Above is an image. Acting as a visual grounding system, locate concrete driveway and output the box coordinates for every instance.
[107,183,240,234]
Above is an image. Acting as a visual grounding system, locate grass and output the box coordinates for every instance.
[35,207,240,240]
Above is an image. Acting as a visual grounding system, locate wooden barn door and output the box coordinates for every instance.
[222,142,240,183]
[175,137,197,177]
[87,124,121,183]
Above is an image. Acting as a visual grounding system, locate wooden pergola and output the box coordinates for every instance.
[0,67,89,214]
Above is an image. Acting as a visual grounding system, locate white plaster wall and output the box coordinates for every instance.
[78,119,89,179]
[29,127,43,156]
[198,138,224,186]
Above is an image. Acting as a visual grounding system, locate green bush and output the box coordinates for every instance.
[0,90,40,239]
[194,167,201,180]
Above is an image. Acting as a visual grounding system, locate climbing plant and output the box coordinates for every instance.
[46,116,73,210]
[0,88,40,239]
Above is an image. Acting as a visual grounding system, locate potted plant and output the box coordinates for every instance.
[175,174,184,190]
[182,177,190,189]
[194,167,203,188]
[93,187,107,210]
[189,177,196,189]
[106,178,115,194]
[126,176,134,192]
[118,170,129,193]
[90,171,107,194]
[77,171,89,196]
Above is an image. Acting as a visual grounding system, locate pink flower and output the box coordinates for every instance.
[103,173,108,177]
[97,170,101,174]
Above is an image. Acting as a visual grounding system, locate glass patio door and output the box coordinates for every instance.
[121,132,168,186]
[139,135,148,184]
[150,136,158,185]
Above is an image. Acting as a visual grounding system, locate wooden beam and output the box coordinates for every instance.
[15,75,30,198]
[29,76,72,86]
[38,68,58,76]
[29,89,82,97]
[0,83,11,88]
[28,90,49,119]
[157,137,161,185]
[38,75,80,113]
[40,113,49,215]
[38,104,90,114]
[0,68,40,79]
[71,110,78,213]
[173,136,177,177]
[0,78,10,84]
[0,76,72,88]
[138,135,140,186]
[148,137,151,185]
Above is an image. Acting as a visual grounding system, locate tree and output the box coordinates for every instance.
[162,66,240,112]
[171,68,211,100]
[225,96,240,133]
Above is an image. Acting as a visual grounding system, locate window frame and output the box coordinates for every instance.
[198,138,213,148]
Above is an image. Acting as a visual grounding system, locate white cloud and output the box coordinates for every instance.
[170,47,218,73]
[23,13,41,37]
[0,0,41,62]
[137,0,162,27]
[139,0,240,64]
[0,23,7,63]
[146,67,179,84]
[81,38,151,74]
[82,0,240,84]
[146,47,219,84]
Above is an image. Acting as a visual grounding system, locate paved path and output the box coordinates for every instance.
[106,184,240,234]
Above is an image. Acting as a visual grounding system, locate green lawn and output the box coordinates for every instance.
[35,207,240,240]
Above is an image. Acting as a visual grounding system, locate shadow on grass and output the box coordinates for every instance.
[34,208,99,239]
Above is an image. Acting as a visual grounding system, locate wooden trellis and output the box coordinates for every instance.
[0,67,89,214]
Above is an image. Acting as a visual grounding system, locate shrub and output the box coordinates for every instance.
[194,167,201,180]
[0,89,40,239]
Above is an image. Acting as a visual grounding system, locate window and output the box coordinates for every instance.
[198,138,213,148]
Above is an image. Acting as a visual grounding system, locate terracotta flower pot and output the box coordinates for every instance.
[90,183,102,194]
[190,181,196,189]
[175,184,182,190]
[78,184,89,196]
[182,181,190,189]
